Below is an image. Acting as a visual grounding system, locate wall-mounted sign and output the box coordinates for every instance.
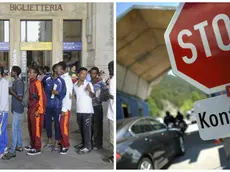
[10,4,63,12]
[56,52,60,63]
[12,49,17,65]
[21,51,27,73]
[21,42,52,51]
[63,42,82,51]
[0,42,9,51]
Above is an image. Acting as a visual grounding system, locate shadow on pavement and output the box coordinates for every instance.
[166,130,228,169]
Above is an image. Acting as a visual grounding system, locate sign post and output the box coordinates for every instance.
[165,3,230,140]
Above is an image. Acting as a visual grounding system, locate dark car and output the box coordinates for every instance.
[116,117,185,169]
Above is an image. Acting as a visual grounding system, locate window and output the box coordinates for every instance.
[149,119,166,130]
[131,119,153,134]
[0,21,9,42]
[63,20,81,42]
[21,21,52,42]
[63,20,82,70]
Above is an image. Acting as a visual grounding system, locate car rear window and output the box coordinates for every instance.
[117,118,135,131]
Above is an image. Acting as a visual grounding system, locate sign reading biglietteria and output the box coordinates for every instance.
[194,95,230,140]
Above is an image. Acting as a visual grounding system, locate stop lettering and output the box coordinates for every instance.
[165,3,230,94]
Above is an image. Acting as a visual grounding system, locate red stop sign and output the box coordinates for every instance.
[165,3,230,94]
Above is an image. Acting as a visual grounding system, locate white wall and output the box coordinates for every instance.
[117,63,150,100]
[86,3,114,73]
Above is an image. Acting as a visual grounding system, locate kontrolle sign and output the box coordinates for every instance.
[194,95,230,140]
[10,4,63,12]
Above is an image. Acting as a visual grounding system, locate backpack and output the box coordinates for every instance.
[24,80,47,115]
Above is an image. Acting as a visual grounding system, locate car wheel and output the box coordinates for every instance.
[177,136,185,156]
[137,157,154,170]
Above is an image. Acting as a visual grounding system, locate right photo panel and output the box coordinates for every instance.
[116,2,230,170]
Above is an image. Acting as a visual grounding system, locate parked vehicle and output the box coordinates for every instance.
[116,117,185,169]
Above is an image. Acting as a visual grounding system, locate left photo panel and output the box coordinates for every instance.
[0,2,114,169]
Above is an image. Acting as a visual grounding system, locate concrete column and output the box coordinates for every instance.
[81,18,87,67]
[92,3,114,72]
[10,18,20,69]
[52,18,63,65]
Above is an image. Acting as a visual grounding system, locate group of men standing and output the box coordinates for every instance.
[0,60,114,162]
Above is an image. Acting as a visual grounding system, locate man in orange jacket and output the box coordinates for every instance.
[24,67,45,155]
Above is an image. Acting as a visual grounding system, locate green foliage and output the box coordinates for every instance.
[148,75,207,117]
[180,99,193,114]
[147,97,161,117]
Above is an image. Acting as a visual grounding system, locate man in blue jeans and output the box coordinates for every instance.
[0,67,9,159]
[3,66,24,160]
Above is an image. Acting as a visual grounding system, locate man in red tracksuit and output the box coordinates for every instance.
[24,67,45,155]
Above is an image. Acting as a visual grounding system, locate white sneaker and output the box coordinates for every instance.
[4,147,8,154]
[0,153,4,159]
[24,145,32,151]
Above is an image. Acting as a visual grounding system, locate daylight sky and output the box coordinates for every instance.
[116,2,179,17]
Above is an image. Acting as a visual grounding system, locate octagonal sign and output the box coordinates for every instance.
[164,3,230,94]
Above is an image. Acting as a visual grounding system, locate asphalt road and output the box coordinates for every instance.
[168,124,229,170]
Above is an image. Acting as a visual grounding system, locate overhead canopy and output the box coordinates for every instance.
[117,5,176,82]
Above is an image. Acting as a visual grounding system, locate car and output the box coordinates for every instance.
[116,117,185,169]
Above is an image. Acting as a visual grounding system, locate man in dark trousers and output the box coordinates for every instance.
[90,67,106,150]
[42,64,66,151]
[107,61,114,163]
[74,67,95,154]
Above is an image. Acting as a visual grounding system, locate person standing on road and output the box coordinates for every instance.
[58,61,73,155]
[74,67,95,154]
[3,66,24,160]
[90,67,106,150]
[24,67,45,155]
[42,64,66,151]
[176,111,184,122]
[107,61,114,163]
[164,111,175,127]
[0,67,9,158]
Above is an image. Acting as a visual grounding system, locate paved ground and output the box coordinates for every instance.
[0,101,113,169]
[168,124,229,170]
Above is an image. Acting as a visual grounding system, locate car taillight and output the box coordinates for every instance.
[116,152,121,160]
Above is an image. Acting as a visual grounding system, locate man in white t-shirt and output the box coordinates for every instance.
[107,61,114,163]
[0,67,9,158]
[74,67,95,154]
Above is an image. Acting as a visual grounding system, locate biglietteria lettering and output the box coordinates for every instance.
[10,4,63,12]
[198,110,230,129]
